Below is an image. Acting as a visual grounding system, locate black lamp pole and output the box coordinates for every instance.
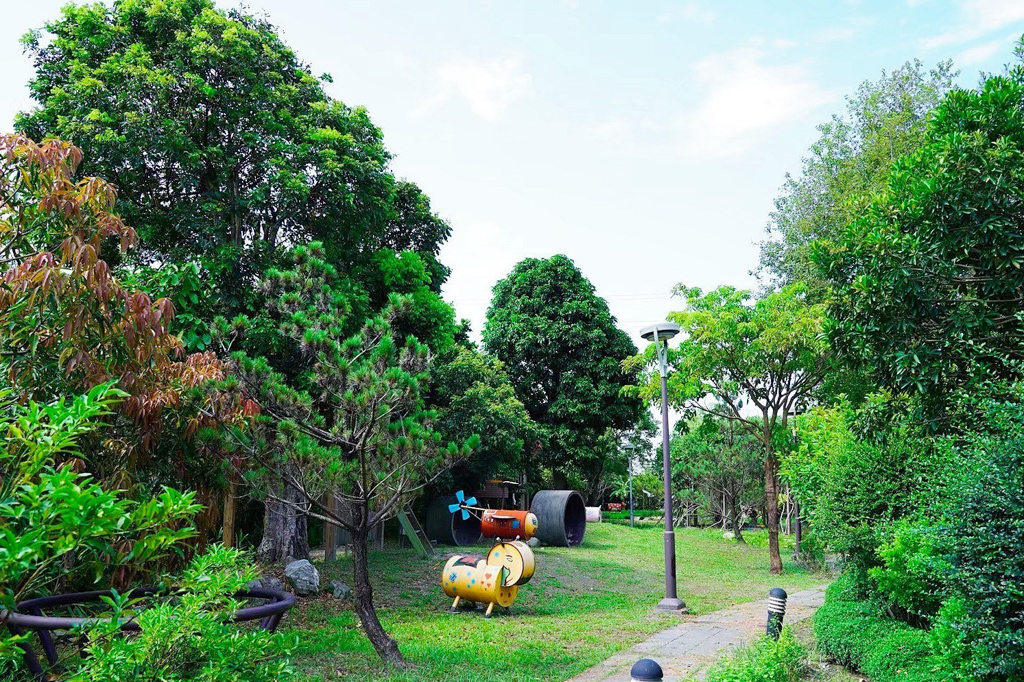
[643,322,686,612]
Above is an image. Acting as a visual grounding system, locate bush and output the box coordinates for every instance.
[70,546,296,681]
[784,404,936,574]
[938,394,1024,681]
[814,572,955,681]
[705,629,807,682]
[0,386,200,675]
[868,520,948,623]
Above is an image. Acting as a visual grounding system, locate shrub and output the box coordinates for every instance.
[784,404,936,575]
[705,629,807,682]
[0,385,200,675]
[939,395,1024,681]
[868,520,948,623]
[814,572,957,681]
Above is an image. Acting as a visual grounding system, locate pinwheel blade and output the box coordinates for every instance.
[465,496,477,507]
[455,490,466,503]
[461,509,470,520]
[448,503,461,514]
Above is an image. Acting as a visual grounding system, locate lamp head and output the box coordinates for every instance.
[640,322,681,343]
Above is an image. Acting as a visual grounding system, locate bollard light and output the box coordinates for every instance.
[630,657,664,681]
[766,587,788,639]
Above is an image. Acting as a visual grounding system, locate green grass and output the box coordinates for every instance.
[287,524,825,681]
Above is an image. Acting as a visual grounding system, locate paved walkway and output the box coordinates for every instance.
[570,586,827,682]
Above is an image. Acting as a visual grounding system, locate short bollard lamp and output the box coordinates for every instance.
[767,587,788,639]
[630,658,664,681]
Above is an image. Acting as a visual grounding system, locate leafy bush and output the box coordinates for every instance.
[815,572,956,681]
[705,629,807,682]
[936,392,1024,681]
[0,385,200,675]
[868,520,948,623]
[70,546,295,681]
[784,404,936,575]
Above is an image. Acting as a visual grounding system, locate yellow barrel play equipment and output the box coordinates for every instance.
[441,556,517,617]
[486,540,536,586]
[441,541,536,617]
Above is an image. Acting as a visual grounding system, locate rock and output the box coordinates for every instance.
[246,577,285,592]
[245,577,287,605]
[284,559,320,597]
[329,580,351,600]
[527,537,540,547]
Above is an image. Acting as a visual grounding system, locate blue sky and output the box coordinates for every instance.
[2,0,1023,348]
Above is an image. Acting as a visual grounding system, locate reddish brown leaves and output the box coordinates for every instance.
[0,134,230,452]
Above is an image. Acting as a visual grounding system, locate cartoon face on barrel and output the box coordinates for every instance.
[486,540,536,587]
[524,512,538,539]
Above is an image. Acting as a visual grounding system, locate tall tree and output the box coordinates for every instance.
[428,346,539,494]
[17,0,452,322]
[757,60,955,295]
[672,414,761,542]
[482,255,644,500]
[233,243,471,665]
[815,51,1024,410]
[631,284,828,573]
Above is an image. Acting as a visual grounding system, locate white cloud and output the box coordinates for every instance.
[584,115,663,146]
[413,54,533,121]
[657,2,717,24]
[957,39,1005,65]
[675,47,834,159]
[922,0,1024,49]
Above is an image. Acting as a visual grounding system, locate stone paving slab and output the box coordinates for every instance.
[570,586,827,682]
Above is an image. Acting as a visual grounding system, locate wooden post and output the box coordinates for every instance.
[223,474,238,549]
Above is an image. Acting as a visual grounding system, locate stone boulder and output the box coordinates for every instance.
[284,559,320,597]
[329,580,351,600]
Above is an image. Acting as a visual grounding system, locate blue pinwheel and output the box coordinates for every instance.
[448,490,478,520]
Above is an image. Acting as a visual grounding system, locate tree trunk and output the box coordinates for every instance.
[764,453,783,574]
[324,492,338,562]
[256,473,309,563]
[351,524,404,665]
[223,474,238,549]
[729,491,746,544]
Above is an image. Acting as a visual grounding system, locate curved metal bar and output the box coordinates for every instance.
[3,586,296,680]
[6,588,295,632]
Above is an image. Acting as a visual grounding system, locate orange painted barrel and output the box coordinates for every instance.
[480,509,538,540]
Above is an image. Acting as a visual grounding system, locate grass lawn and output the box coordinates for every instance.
[286,523,825,681]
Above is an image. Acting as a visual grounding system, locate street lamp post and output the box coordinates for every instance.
[641,322,686,612]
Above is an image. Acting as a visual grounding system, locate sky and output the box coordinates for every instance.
[2,0,1023,351]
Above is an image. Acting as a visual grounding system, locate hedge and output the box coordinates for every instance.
[814,572,952,681]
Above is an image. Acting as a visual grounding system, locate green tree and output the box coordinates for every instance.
[672,414,761,542]
[758,59,955,294]
[233,243,471,665]
[482,255,644,501]
[429,346,538,493]
[17,0,451,324]
[814,50,1024,408]
[632,284,828,573]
